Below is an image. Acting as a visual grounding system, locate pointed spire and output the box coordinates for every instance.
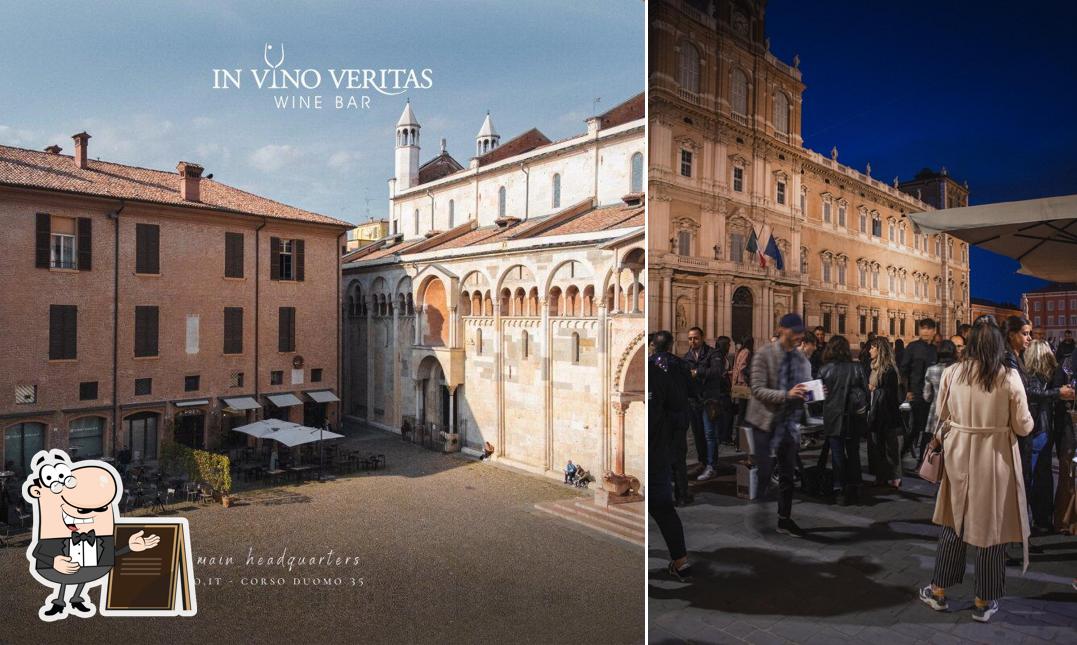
[477,111,497,138]
[396,99,419,127]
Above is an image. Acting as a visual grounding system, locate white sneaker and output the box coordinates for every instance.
[697,466,717,481]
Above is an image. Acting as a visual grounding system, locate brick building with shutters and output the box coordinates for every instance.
[0,133,351,476]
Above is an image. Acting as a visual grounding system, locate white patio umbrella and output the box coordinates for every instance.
[909,194,1077,282]
[231,418,301,440]
[266,425,343,447]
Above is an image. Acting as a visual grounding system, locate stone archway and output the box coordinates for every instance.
[732,286,754,344]
[419,277,448,346]
[414,354,458,444]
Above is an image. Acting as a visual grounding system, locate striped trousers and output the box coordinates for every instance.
[930,525,1007,601]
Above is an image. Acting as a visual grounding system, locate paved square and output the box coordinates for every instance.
[2,424,644,644]
[649,440,1077,644]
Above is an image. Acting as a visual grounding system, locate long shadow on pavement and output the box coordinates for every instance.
[649,546,910,616]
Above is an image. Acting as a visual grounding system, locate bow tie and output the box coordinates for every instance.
[70,530,96,546]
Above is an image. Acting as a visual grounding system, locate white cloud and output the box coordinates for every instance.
[0,125,39,147]
[327,150,359,173]
[249,144,303,173]
[192,116,215,129]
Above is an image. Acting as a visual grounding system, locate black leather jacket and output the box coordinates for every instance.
[683,344,728,401]
[1027,369,1062,437]
[819,361,867,438]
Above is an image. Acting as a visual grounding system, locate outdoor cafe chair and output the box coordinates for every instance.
[198,484,214,505]
[184,482,200,504]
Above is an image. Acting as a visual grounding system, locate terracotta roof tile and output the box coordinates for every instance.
[476,128,551,166]
[349,201,642,263]
[417,152,463,184]
[597,93,644,129]
[0,144,351,227]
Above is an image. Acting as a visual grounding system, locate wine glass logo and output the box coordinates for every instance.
[264,43,285,69]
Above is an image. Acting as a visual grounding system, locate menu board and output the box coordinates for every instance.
[100,519,197,617]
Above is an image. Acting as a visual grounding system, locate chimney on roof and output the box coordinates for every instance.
[72,132,90,169]
[177,161,205,202]
[44,145,62,155]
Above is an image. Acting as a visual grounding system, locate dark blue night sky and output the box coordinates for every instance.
[765,1,1077,306]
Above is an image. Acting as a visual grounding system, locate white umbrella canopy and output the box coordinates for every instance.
[269,426,345,448]
[909,194,1077,282]
[231,418,301,440]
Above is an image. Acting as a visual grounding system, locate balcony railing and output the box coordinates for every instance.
[730,111,748,126]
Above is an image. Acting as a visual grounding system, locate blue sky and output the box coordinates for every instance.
[0,0,643,226]
[766,0,1077,306]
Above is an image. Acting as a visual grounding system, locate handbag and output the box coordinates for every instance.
[731,384,752,400]
[918,371,952,484]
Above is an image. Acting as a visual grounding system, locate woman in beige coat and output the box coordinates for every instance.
[919,317,1033,623]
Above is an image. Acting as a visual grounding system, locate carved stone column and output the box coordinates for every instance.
[611,401,627,476]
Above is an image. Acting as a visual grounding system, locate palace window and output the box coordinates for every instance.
[552,173,561,209]
[1034,315,1041,327]
[630,152,643,193]
[773,92,789,135]
[776,179,786,205]
[890,317,896,336]
[571,332,581,364]
[838,203,846,228]
[872,214,882,237]
[799,247,808,274]
[731,233,744,263]
[498,186,507,217]
[872,267,879,290]
[522,331,530,359]
[872,314,879,333]
[680,149,693,178]
[677,230,692,256]
[859,209,867,234]
[1048,301,1055,311]
[448,200,455,228]
[899,225,906,245]
[822,258,832,284]
[800,188,806,214]
[935,236,941,256]
[822,311,832,334]
[859,314,867,334]
[678,42,700,94]
[731,68,748,116]
[732,166,744,192]
[823,200,831,224]
[413,209,420,235]
[1033,301,1041,311]
[838,313,847,333]
[889,274,896,293]
[900,318,907,336]
[888,221,896,242]
[859,264,867,288]
[837,262,846,285]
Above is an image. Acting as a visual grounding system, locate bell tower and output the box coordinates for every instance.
[395,100,420,190]
[475,111,500,156]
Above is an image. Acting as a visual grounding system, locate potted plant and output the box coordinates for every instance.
[193,450,233,508]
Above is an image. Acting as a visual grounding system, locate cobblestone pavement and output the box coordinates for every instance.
[649,438,1077,644]
[2,424,644,644]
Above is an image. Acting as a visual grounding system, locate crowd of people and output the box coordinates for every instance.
[648,313,1077,622]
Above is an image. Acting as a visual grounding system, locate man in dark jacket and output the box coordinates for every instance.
[810,326,826,377]
[649,331,692,579]
[683,327,722,481]
[1057,330,1076,365]
[657,332,694,506]
[899,318,937,460]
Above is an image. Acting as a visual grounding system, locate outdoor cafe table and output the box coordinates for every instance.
[289,465,315,483]
[265,469,289,486]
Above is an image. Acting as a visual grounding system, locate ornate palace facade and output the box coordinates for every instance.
[648,0,971,349]
[341,95,646,482]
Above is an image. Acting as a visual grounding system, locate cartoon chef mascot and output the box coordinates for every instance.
[22,449,160,621]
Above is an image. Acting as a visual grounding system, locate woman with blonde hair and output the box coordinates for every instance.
[867,336,903,488]
[919,317,1033,623]
[1022,340,1075,533]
